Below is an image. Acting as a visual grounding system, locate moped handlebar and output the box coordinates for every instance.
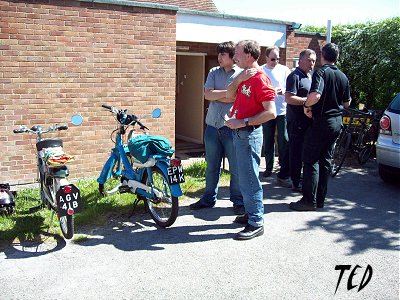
[102,104,149,130]
[13,124,69,135]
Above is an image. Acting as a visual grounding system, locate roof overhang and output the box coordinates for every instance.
[177,10,291,47]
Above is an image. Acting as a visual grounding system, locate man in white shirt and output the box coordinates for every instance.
[261,46,291,187]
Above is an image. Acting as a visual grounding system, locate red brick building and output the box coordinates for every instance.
[0,0,325,185]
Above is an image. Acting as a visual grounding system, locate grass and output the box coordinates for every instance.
[0,160,230,243]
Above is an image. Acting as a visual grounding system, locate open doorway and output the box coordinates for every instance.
[175,53,205,156]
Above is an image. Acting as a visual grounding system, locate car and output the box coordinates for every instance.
[376,93,400,183]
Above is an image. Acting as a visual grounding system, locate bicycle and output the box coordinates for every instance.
[13,115,83,239]
[97,105,184,228]
[331,107,380,177]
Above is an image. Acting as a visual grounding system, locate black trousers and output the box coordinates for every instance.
[302,116,342,206]
[287,120,310,186]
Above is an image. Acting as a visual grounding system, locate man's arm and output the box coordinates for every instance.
[285,92,307,105]
[226,68,258,99]
[224,100,276,129]
[204,88,234,103]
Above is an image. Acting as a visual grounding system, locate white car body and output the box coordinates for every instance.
[376,93,400,182]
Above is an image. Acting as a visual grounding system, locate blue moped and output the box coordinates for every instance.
[97,105,184,227]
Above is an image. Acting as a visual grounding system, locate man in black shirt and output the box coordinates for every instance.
[285,49,316,192]
[289,43,351,211]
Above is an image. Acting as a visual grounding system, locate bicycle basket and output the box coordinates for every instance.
[128,135,175,163]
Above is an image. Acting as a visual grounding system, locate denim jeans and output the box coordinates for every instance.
[201,125,243,206]
[233,126,264,227]
[262,115,289,178]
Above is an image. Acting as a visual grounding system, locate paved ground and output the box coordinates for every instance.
[1,160,399,300]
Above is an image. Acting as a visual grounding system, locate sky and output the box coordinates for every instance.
[212,0,400,26]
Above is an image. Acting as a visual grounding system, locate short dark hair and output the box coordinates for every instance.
[237,40,260,60]
[299,49,316,60]
[321,43,339,63]
[217,41,235,59]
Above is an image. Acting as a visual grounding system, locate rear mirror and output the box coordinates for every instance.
[71,114,83,126]
[152,108,161,118]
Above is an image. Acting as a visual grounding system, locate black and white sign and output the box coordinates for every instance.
[56,184,82,216]
[167,165,185,185]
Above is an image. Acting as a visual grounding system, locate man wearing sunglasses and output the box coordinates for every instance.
[261,46,291,188]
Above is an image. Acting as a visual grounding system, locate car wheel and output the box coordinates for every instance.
[378,164,394,183]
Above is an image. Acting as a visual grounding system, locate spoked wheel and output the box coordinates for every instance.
[357,128,376,165]
[98,157,124,196]
[59,215,74,239]
[47,180,74,239]
[357,144,374,165]
[143,166,179,228]
[331,132,351,177]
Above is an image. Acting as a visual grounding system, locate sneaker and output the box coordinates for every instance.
[262,170,272,177]
[189,200,214,210]
[233,204,245,215]
[277,176,292,188]
[234,224,264,240]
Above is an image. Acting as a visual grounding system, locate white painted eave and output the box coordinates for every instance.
[177,10,292,47]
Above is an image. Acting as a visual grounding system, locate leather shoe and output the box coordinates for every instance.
[234,214,248,224]
[189,200,214,210]
[233,205,245,215]
[234,224,264,240]
[262,170,272,177]
[289,200,316,211]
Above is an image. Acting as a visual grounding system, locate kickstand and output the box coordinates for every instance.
[129,198,141,217]
[47,210,56,235]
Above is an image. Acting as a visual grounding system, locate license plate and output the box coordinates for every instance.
[167,165,185,185]
[56,184,82,216]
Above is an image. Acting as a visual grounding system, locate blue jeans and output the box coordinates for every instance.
[201,125,243,206]
[262,115,289,178]
[233,126,264,227]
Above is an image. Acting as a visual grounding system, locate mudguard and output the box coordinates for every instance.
[155,161,183,197]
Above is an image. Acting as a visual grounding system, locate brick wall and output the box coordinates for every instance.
[0,0,177,185]
[285,30,326,69]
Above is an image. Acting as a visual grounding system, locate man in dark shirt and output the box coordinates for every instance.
[285,49,316,192]
[289,43,351,211]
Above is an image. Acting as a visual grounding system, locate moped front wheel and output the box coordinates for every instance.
[99,158,122,196]
[143,166,179,228]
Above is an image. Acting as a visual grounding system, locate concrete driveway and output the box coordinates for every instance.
[1,160,399,300]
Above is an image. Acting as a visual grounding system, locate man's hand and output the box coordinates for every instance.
[239,68,258,82]
[304,106,312,118]
[224,118,245,129]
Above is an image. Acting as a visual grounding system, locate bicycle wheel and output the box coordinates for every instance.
[331,132,351,177]
[358,144,374,165]
[357,127,376,165]
[143,166,179,227]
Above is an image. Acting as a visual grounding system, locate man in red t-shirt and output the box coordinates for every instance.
[225,40,276,240]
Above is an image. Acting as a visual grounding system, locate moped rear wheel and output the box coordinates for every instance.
[59,215,74,239]
[143,166,179,227]
[47,179,74,239]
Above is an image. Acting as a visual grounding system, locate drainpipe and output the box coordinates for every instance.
[327,20,332,43]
